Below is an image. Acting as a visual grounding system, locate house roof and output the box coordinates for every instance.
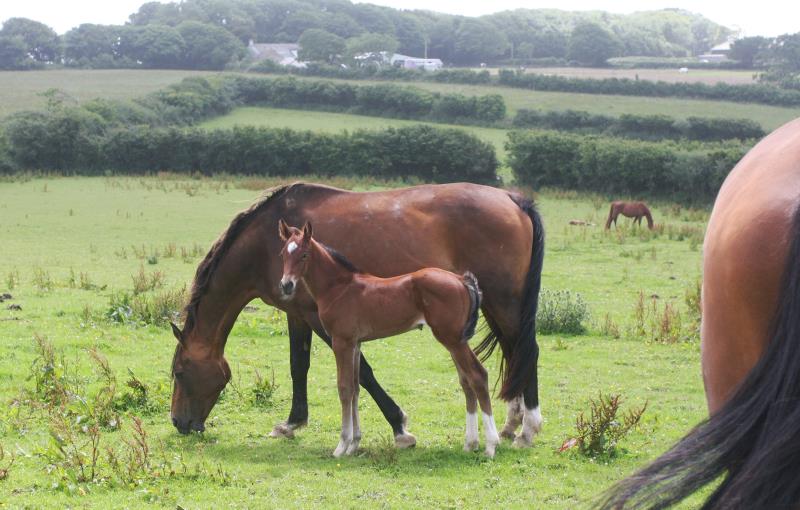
[248,43,300,62]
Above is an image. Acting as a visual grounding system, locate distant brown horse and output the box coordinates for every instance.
[169,183,544,449]
[605,201,654,229]
[278,220,500,458]
[600,118,800,508]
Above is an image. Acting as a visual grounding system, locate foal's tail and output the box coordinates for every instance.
[460,272,482,343]
[598,204,800,509]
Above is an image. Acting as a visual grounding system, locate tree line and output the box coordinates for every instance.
[0,2,731,70]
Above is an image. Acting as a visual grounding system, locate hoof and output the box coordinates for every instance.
[512,434,533,448]
[500,427,517,441]
[394,432,417,449]
[463,439,479,452]
[345,438,361,456]
[269,421,299,439]
[485,443,498,458]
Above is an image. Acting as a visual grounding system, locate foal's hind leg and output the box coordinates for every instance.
[452,361,480,452]
[451,344,500,458]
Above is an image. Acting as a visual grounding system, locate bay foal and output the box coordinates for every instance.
[278,220,500,458]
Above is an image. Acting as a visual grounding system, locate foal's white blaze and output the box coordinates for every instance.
[287,241,298,254]
[464,412,479,451]
[482,412,500,457]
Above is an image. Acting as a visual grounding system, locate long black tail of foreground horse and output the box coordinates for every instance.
[475,194,545,401]
[599,206,800,509]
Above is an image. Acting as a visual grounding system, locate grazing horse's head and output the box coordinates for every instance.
[278,219,313,299]
[169,322,231,434]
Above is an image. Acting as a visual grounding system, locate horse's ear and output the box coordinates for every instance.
[278,219,291,242]
[170,321,184,345]
[302,221,313,240]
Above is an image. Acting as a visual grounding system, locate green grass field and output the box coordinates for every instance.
[0,176,710,508]
[474,66,760,85]
[2,69,799,131]
[0,69,218,118]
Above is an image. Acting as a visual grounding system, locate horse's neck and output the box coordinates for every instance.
[302,241,354,301]
[188,237,263,355]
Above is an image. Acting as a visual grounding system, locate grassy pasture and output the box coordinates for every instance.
[0,176,710,508]
[0,69,218,118]
[2,69,799,131]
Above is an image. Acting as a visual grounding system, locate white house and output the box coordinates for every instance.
[389,53,443,71]
[247,41,307,68]
[698,40,733,63]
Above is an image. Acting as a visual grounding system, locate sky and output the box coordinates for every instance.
[1,0,798,37]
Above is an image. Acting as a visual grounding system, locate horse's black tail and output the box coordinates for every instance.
[644,208,654,229]
[606,203,616,229]
[461,271,482,343]
[599,204,800,509]
[473,193,544,402]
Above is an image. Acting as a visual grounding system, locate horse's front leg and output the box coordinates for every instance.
[332,337,357,458]
[271,314,311,439]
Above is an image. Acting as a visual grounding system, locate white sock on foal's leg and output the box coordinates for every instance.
[513,405,543,448]
[482,412,500,458]
[346,398,361,455]
[464,412,479,451]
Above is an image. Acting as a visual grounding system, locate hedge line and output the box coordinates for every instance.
[1,113,498,183]
[498,70,800,107]
[506,130,748,201]
[513,109,765,141]
[249,62,800,107]
[227,75,505,122]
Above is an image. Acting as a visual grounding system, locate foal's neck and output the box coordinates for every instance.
[302,240,355,300]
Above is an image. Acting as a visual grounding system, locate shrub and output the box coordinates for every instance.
[536,289,590,335]
[563,392,647,457]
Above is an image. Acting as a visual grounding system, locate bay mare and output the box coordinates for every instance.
[601,118,800,508]
[169,182,544,448]
[278,220,499,457]
[605,201,654,229]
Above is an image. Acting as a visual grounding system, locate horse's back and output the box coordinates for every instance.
[702,117,800,412]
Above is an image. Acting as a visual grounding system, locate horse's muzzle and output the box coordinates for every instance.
[172,416,205,434]
[280,279,295,297]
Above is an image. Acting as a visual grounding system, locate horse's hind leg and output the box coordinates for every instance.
[481,312,523,441]
[346,344,362,455]
[332,338,357,458]
[450,343,500,457]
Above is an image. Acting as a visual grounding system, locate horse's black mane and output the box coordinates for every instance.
[321,243,360,274]
[181,183,296,335]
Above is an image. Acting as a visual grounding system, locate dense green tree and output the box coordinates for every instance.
[298,28,345,63]
[177,21,245,69]
[729,36,770,68]
[0,17,60,63]
[345,32,398,60]
[453,19,508,64]
[0,35,30,69]
[568,22,622,66]
[126,25,186,68]
[63,24,122,65]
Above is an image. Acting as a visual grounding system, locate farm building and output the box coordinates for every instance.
[698,40,732,62]
[390,53,443,71]
[247,41,307,68]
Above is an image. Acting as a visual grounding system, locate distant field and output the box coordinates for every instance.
[200,106,510,160]
[474,66,760,85]
[2,70,799,131]
[0,69,218,118]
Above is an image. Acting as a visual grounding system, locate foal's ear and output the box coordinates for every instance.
[278,219,292,242]
[170,321,184,345]
[302,221,313,240]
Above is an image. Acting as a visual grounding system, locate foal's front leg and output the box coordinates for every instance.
[332,338,357,458]
[346,343,362,455]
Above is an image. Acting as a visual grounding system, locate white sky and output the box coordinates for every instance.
[0,0,797,37]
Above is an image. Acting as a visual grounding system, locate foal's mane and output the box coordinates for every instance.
[320,243,361,274]
[181,183,296,335]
